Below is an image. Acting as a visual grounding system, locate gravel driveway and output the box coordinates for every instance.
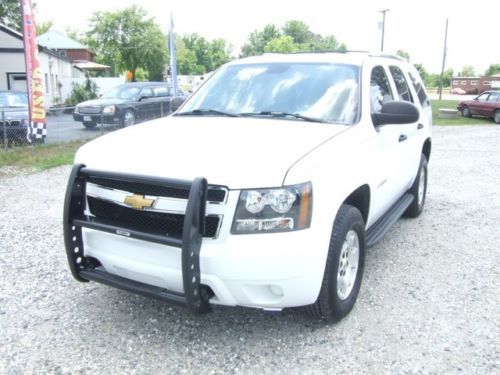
[1,126,499,374]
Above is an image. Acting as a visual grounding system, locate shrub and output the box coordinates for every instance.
[65,75,99,106]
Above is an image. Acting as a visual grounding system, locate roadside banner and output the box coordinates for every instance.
[20,0,47,142]
[168,12,178,96]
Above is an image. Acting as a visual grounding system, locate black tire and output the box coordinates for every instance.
[404,154,428,218]
[306,204,365,322]
[461,106,472,118]
[82,121,97,129]
[121,110,135,128]
[494,110,500,124]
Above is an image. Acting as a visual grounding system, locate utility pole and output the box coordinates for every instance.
[379,9,390,52]
[438,19,449,101]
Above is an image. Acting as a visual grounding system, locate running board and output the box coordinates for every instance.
[366,193,414,248]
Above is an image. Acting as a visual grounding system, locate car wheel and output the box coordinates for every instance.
[494,110,500,124]
[121,110,135,127]
[461,106,472,118]
[404,154,428,218]
[306,204,365,322]
[82,121,97,129]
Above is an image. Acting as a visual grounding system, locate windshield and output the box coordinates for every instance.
[102,86,140,100]
[0,92,28,107]
[179,63,360,124]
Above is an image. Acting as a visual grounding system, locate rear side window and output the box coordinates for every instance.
[487,92,499,102]
[154,86,170,97]
[370,66,393,113]
[408,71,430,108]
[389,66,413,103]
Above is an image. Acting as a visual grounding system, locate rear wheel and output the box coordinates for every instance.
[306,204,365,322]
[494,110,500,124]
[461,106,472,118]
[82,121,97,129]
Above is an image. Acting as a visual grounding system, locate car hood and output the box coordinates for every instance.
[75,116,347,188]
[78,98,128,107]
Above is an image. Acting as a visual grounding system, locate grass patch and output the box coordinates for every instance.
[432,100,493,125]
[0,139,87,171]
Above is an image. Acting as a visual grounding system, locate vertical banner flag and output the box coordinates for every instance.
[169,12,178,96]
[20,0,47,142]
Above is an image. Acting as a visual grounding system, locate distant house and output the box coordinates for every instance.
[37,30,110,75]
[0,23,85,107]
[451,74,500,94]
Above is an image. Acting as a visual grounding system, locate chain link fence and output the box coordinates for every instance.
[1,99,179,149]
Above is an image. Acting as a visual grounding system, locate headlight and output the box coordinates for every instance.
[102,105,115,114]
[231,182,312,234]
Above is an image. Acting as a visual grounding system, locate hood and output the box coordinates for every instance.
[78,98,128,107]
[75,116,347,188]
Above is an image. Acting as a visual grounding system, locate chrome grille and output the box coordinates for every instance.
[78,106,102,114]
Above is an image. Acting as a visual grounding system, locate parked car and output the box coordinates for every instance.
[450,87,466,95]
[64,52,432,322]
[0,90,29,144]
[73,82,187,129]
[457,90,500,123]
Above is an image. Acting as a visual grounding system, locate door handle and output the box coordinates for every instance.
[417,123,424,130]
[399,134,408,142]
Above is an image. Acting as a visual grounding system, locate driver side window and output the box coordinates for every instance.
[370,66,394,114]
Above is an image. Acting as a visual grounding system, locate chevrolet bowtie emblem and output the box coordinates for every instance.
[124,194,155,210]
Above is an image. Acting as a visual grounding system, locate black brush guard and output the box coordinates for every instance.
[63,164,211,314]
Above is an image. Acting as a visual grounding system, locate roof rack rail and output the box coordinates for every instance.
[368,53,406,61]
[263,49,371,56]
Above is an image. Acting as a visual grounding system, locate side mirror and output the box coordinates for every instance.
[372,101,419,126]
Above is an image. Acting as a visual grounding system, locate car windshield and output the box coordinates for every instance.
[0,92,28,107]
[178,62,360,124]
[102,86,140,100]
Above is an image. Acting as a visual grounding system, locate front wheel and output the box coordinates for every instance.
[306,204,365,322]
[121,110,135,127]
[461,106,472,118]
[404,154,428,218]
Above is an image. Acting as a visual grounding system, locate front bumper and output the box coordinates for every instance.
[73,113,120,125]
[63,165,328,313]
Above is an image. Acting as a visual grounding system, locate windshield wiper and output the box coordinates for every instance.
[238,111,328,123]
[175,109,240,117]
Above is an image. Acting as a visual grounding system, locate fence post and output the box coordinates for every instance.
[1,110,6,149]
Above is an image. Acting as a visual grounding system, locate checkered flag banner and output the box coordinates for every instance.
[30,121,47,140]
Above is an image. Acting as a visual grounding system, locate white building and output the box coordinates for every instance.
[0,23,85,108]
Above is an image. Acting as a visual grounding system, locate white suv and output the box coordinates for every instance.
[64,52,432,322]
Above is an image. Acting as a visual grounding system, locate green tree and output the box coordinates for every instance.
[282,20,312,44]
[86,5,167,81]
[460,65,476,77]
[264,36,298,53]
[484,64,500,76]
[0,0,21,32]
[414,63,428,81]
[240,24,280,57]
[241,21,346,57]
[396,50,410,61]
[443,68,454,87]
[36,20,53,35]
[178,33,231,74]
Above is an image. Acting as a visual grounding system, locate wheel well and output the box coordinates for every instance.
[343,185,370,224]
[422,138,431,162]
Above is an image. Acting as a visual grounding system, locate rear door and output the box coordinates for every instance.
[137,87,156,121]
[485,92,500,117]
[152,86,172,116]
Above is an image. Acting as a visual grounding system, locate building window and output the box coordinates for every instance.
[45,73,49,93]
[471,81,477,86]
[484,81,491,86]
[453,81,459,86]
[461,81,467,86]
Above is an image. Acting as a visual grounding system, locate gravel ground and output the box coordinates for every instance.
[1,125,499,374]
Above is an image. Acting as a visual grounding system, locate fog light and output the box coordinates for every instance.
[269,285,284,297]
